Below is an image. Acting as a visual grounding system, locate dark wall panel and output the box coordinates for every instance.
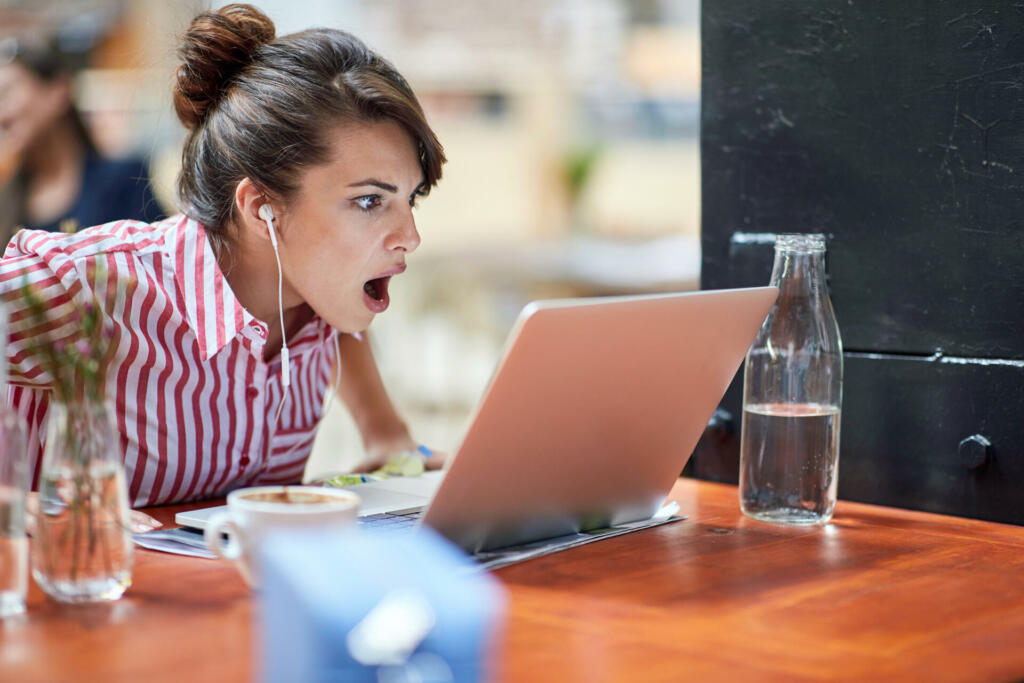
[702,1,1024,359]
[700,1,1024,523]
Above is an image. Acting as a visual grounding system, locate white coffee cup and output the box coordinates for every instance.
[205,485,360,587]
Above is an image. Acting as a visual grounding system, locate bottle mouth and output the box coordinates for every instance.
[775,233,826,253]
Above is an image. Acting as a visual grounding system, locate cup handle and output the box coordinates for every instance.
[205,512,243,560]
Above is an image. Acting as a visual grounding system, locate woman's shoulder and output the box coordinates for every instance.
[6,215,187,260]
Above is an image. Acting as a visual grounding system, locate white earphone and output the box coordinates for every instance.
[240,201,345,484]
[259,202,291,411]
[259,203,277,245]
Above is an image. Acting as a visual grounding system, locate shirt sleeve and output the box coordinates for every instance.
[0,230,94,389]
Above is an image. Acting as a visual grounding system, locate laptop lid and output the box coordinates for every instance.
[421,287,777,553]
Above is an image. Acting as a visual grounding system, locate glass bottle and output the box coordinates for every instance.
[739,234,843,524]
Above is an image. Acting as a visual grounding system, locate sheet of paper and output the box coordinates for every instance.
[133,528,217,559]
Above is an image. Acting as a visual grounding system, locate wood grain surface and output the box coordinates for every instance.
[2,478,1022,682]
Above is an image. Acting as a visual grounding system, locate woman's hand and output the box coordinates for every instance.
[350,438,448,474]
[127,509,163,533]
[422,449,447,471]
[25,491,163,535]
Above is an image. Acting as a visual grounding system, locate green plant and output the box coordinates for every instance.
[19,265,117,404]
[564,143,602,204]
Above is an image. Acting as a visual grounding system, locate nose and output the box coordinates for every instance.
[388,210,421,254]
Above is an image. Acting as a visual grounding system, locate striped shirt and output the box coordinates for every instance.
[0,215,338,506]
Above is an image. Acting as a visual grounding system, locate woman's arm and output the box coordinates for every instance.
[0,243,80,389]
[334,332,444,472]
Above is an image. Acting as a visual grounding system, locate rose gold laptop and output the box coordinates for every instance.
[178,287,777,553]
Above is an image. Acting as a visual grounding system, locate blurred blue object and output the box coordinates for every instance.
[257,527,506,683]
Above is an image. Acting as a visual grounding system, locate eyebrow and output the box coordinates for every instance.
[347,179,398,193]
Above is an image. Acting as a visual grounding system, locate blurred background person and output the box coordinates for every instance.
[0,23,162,244]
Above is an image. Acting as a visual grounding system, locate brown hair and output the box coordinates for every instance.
[173,3,445,239]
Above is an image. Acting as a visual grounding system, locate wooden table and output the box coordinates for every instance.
[3,478,1023,682]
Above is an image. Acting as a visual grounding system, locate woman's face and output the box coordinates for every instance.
[276,119,425,333]
[0,63,71,163]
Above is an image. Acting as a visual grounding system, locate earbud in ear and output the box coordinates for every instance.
[259,203,279,249]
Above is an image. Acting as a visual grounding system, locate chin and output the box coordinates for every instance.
[311,305,371,336]
[332,320,372,336]
[347,312,377,335]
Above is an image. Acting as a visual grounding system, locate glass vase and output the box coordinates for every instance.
[31,400,133,603]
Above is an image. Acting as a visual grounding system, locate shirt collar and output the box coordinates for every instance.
[170,216,338,361]
[171,216,256,361]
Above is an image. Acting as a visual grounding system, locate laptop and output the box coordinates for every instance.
[177,287,777,553]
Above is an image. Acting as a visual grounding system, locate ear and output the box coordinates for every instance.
[233,177,278,243]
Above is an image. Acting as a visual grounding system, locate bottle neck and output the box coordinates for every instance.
[770,248,828,297]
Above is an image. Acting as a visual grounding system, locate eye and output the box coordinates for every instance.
[409,187,428,209]
[354,195,382,212]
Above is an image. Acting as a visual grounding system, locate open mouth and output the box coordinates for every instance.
[363,276,389,302]
[362,275,392,313]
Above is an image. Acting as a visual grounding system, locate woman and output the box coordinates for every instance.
[1,4,446,515]
[0,30,162,242]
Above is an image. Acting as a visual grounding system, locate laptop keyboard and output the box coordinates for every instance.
[357,509,423,533]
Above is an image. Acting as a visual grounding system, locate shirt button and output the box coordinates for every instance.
[246,386,259,399]
[239,456,250,466]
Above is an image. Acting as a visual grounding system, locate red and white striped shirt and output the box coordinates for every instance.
[0,215,338,506]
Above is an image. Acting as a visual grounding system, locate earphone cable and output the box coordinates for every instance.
[266,212,290,431]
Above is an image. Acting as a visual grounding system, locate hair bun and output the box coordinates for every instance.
[173,3,275,129]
